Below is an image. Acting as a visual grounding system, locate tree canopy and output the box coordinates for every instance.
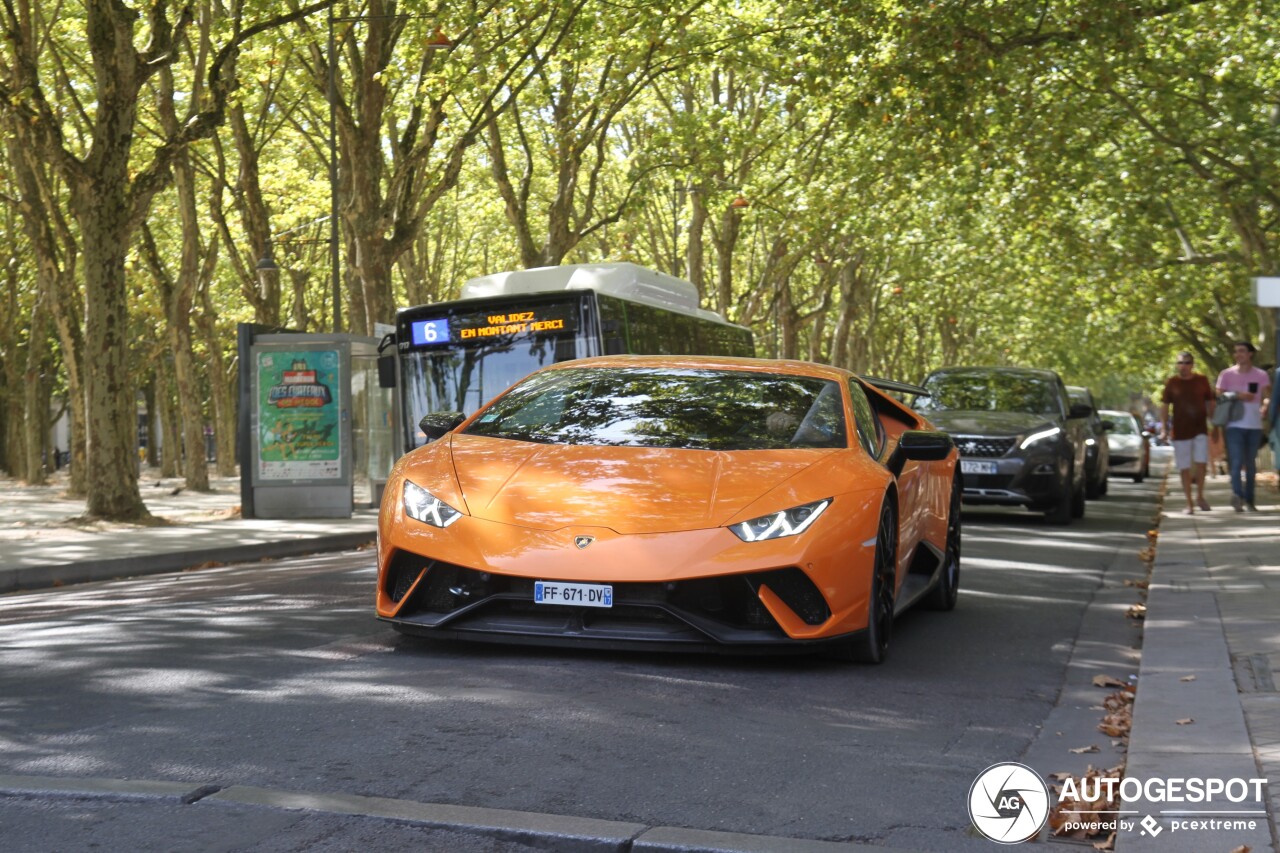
[1,0,1275,516]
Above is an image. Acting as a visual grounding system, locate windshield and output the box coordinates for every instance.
[400,331,594,448]
[1102,412,1140,435]
[915,370,1062,416]
[464,367,848,450]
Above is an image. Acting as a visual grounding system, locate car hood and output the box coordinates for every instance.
[1107,434,1143,452]
[445,434,836,534]
[924,409,1059,437]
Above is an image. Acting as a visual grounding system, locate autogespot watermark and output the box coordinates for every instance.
[968,763,1051,844]
[968,764,1270,844]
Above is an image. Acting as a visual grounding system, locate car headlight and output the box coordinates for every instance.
[403,480,464,528]
[730,498,831,542]
[1020,427,1062,449]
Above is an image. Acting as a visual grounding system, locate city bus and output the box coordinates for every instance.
[391,263,754,450]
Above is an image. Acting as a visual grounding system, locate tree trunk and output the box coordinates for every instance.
[78,203,147,519]
[142,377,159,469]
[712,207,743,318]
[170,149,211,492]
[22,289,50,485]
[157,360,181,480]
[686,189,708,302]
[195,287,238,478]
[0,261,19,476]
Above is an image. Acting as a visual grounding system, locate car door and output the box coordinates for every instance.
[1060,380,1089,486]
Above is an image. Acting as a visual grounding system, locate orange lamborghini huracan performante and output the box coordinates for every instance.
[376,356,960,663]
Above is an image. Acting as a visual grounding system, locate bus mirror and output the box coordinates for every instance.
[377,354,397,388]
[419,411,465,441]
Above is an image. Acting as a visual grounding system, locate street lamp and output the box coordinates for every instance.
[255,215,333,326]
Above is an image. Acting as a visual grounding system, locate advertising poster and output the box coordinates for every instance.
[256,350,342,481]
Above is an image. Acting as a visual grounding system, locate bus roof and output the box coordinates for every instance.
[459,262,740,327]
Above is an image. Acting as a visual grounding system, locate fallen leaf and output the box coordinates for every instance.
[1176,718,1194,725]
[1127,603,1147,620]
[1180,675,1197,682]
[1228,845,1251,853]
[1092,829,1117,850]
[1070,745,1101,754]
[1093,675,1127,688]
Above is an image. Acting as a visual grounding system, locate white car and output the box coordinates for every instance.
[1101,410,1151,483]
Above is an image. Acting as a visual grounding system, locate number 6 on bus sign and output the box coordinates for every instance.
[534,581,614,608]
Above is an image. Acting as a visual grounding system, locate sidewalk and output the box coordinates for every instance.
[0,468,376,594]
[1118,469,1280,852]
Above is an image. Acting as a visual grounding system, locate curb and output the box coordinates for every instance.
[0,531,375,595]
[0,774,923,853]
[1115,476,1274,853]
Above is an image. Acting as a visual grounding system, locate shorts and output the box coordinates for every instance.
[1172,434,1208,469]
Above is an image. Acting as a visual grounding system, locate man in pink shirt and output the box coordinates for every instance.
[1216,341,1272,511]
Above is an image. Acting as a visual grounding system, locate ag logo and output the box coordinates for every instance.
[968,762,1050,844]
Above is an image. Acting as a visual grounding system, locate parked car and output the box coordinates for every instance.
[1101,410,1151,483]
[914,367,1091,524]
[1066,386,1112,499]
[377,356,960,663]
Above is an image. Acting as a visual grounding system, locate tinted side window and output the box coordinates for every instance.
[847,380,883,457]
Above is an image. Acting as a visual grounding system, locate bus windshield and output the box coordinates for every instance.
[398,295,597,448]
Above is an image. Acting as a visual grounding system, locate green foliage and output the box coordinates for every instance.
[1,0,1276,483]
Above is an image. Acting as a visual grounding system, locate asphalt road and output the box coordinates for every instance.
[0,476,1160,852]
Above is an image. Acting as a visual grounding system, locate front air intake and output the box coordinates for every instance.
[751,568,831,625]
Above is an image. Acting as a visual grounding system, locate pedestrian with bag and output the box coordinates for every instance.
[1160,352,1216,514]
[1215,341,1271,512]
[1264,363,1280,491]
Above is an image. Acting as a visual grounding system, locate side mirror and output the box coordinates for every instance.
[1068,403,1093,419]
[419,411,465,442]
[377,354,397,388]
[888,429,953,476]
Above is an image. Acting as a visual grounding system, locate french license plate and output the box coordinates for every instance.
[534,581,613,608]
[960,460,998,475]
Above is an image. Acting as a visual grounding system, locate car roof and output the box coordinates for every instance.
[923,366,1062,380]
[539,355,855,383]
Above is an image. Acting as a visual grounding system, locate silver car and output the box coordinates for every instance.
[1101,410,1151,483]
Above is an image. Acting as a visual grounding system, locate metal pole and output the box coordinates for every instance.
[327,6,342,332]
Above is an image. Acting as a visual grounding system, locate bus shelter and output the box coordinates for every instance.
[240,329,398,518]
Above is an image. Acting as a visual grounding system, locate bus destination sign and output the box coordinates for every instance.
[410,304,576,347]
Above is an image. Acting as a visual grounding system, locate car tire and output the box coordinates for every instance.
[841,499,897,664]
[1085,470,1103,500]
[1070,475,1086,519]
[924,477,961,611]
[1099,475,1108,497]
[1045,467,1073,525]
[1132,473,1144,484]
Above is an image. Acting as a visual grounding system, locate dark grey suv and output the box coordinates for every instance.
[914,367,1091,524]
[1067,385,1111,499]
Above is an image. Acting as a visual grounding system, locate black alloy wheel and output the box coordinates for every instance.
[843,499,897,664]
[925,476,961,611]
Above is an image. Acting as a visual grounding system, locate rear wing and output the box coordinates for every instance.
[860,375,929,399]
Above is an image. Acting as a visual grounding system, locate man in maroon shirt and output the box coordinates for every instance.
[1159,352,1216,514]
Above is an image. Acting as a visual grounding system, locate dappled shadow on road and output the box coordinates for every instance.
[0,481,1160,842]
